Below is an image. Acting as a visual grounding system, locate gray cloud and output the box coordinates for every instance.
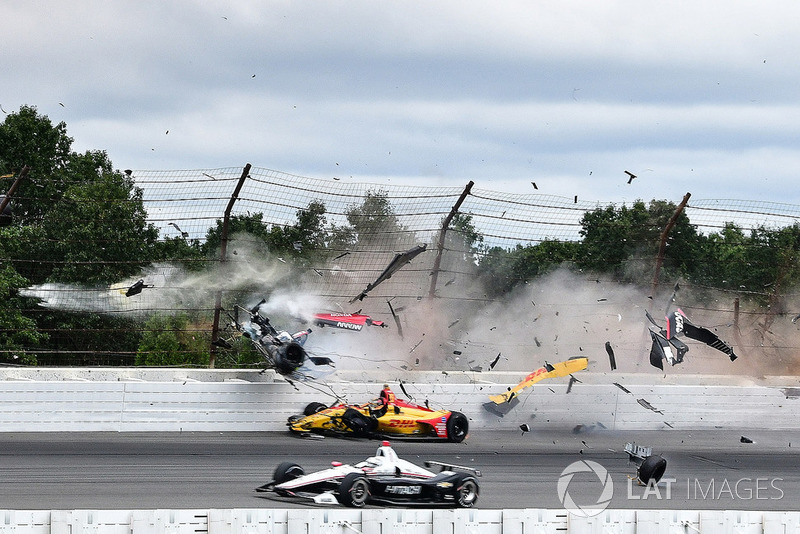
[4,0,800,207]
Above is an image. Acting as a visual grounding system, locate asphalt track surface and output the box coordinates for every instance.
[1,429,800,511]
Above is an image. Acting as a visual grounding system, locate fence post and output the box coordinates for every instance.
[0,165,30,221]
[209,163,251,368]
[428,181,474,298]
[650,192,691,299]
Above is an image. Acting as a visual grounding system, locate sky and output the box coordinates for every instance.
[4,1,800,206]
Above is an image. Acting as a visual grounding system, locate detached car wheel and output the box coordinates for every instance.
[446,412,469,442]
[273,462,304,484]
[638,455,667,485]
[337,473,370,507]
[455,476,479,508]
[303,402,327,416]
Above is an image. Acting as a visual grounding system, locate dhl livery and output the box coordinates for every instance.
[288,385,468,442]
[488,356,589,404]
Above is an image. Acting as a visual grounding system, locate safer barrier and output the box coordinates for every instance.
[0,369,798,432]
[2,508,800,533]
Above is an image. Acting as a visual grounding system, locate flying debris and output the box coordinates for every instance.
[625,170,637,184]
[520,423,531,434]
[625,442,667,485]
[488,356,588,405]
[350,244,427,303]
[489,353,502,370]
[226,300,331,379]
[313,312,385,331]
[646,308,737,370]
[167,222,189,238]
[121,279,153,297]
[531,182,538,190]
[332,251,351,260]
[613,382,632,394]
[605,341,617,370]
[637,399,663,414]
[387,300,403,338]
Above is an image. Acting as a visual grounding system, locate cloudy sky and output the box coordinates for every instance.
[4,1,800,206]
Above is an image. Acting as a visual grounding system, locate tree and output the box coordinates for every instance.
[0,105,74,223]
[39,152,159,284]
[478,240,579,296]
[577,200,700,284]
[135,313,210,366]
[0,263,45,365]
[344,189,407,248]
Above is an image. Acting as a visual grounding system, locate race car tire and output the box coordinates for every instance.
[337,473,370,507]
[446,411,469,442]
[273,462,304,484]
[303,402,327,416]
[638,455,667,485]
[454,475,479,508]
[342,408,378,435]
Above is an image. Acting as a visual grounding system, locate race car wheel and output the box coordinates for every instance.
[638,455,667,485]
[342,408,378,435]
[273,462,304,484]
[454,476,479,508]
[337,473,370,507]
[303,402,327,416]
[446,411,469,442]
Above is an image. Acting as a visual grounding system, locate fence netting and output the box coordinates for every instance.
[5,165,800,374]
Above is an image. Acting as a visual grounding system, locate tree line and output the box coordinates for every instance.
[2,106,799,367]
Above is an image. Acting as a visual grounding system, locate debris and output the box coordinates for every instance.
[534,337,541,347]
[489,353,502,370]
[387,300,403,338]
[399,381,412,400]
[488,357,588,405]
[519,423,531,433]
[333,251,351,260]
[605,341,617,371]
[637,398,664,414]
[613,382,631,394]
[740,435,754,443]
[625,170,637,184]
[625,442,667,485]
[566,375,576,394]
[123,279,153,297]
[453,350,462,356]
[350,244,427,302]
[447,319,460,328]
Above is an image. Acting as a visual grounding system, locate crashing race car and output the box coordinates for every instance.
[288,385,469,442]
[256,440,480,507]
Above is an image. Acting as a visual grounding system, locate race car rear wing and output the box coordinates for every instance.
[424,460,482,477]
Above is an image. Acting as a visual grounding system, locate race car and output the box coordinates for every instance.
[288,385,469,442]
[256,440,480,508]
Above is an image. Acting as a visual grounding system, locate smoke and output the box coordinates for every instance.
[316,267,800,379]
[19,235,309,318]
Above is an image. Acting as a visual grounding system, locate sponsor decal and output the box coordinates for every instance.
[386,485,422,495]
[336,322,363,331]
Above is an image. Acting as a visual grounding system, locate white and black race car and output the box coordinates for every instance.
[256,441,480,508]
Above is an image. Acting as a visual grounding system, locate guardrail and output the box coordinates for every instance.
[0,369,798,432]
[2,508,800,533]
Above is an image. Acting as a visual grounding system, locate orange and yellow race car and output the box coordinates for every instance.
[288,386,469,442]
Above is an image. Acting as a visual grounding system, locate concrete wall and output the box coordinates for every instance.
[2,508,800,533]
[0,369,798,432]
